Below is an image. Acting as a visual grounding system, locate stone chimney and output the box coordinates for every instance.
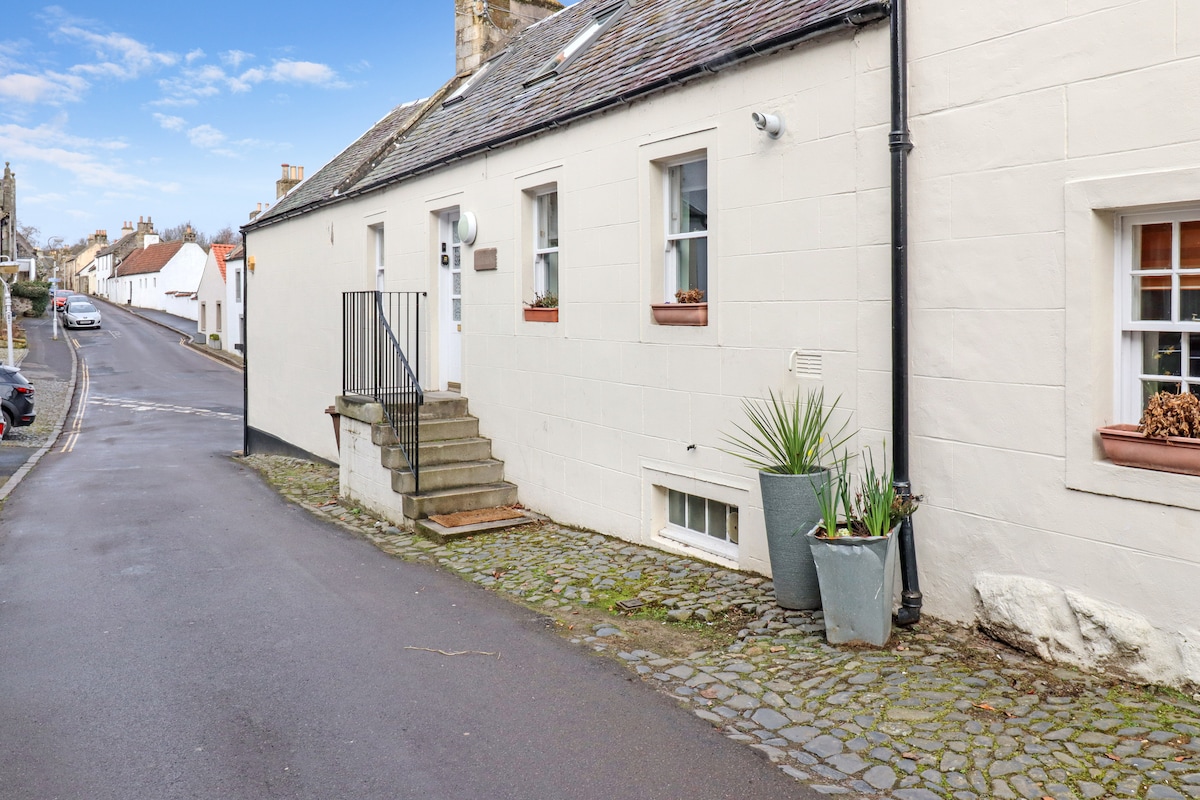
[135,216,157,248]
[456,0,563,74]
[276,164,304,199]
[121,220,134,236]
[249,202,270,222]
[183,224,197,243]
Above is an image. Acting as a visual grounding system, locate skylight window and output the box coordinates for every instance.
[444,53,505,106]
[525,3,624,86]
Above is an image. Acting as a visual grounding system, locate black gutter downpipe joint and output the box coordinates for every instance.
[889,0,922,627]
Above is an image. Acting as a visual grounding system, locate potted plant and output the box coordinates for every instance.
[523,291,558,323]
[208,332,221,348]
[1097,391,1200,476]
[806,447,918,646]
[722,388,851,609]
[651,288,707,326]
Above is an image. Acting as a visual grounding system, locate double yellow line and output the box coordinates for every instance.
[60,344,89,453]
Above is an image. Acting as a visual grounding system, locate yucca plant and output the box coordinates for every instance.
[722,388,851,475]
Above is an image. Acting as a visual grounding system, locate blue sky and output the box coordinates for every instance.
[0,2,575,249]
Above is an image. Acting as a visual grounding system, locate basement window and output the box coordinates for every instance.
[525,3,624,86]
[660,488,738,560]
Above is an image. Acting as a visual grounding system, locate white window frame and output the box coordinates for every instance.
[663,155,708,302]
[372,224,385,291]
[235,268,242,303]
[659,487,738,561]
[199,301,206,332]
[533,188,559,299]
[1116,208,1200,422]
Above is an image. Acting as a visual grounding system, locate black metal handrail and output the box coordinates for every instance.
[343,291,426,492]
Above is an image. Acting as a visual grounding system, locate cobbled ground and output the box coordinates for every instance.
[244,454,1200,800]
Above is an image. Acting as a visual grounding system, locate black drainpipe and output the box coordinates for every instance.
[890,0,922,626]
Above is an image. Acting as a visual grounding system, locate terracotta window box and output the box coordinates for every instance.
[1097,424,1200,477]
[523,307,558,323]
[650,302,707,326]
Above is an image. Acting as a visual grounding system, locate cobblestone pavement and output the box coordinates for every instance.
[246,454,1200,800]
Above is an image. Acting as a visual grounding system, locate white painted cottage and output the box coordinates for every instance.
[113,235,206,318]
[243,0,1200,687]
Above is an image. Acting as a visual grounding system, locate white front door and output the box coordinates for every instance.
[438,211,462,390]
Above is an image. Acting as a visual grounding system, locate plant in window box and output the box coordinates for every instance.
[805,447,919,646]
[651,288,707,326]
[1097,391,1200,476]
[721,387,852,609]
[523,291,558,323]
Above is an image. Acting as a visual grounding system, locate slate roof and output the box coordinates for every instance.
[97,230,136,258]
[211,243,236,281]
[116,241,185,277]
[249,0,886,229]
[226,244,245,261]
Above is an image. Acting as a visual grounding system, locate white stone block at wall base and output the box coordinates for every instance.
[339,417,407,527]
[975,573,1198,689]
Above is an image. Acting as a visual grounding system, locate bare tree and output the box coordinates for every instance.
[211,226,241,245]
[16,221,40,248]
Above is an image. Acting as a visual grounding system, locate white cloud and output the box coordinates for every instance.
[220,50,253,69]
[0,119,150,191]
[153,113,187,131]
[269,60,345,87]
[59,24,178,80]
[0,71,88,104]
[186,124,226,149]
[185,48,205,64]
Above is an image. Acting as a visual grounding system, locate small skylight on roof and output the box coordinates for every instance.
[444,53,505,106]
[525,2,624,87]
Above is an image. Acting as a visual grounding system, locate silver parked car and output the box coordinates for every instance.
[63,301,102,329]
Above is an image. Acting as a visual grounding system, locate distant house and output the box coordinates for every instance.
[112,231,206,319]
[223,244,246,354]
[95,218,155,300]
[65,230,109,294]
[196,243,237,349]
[242,0,1200,688]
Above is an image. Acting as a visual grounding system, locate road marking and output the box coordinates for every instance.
[60,360,90,453]
[88,395,240,420]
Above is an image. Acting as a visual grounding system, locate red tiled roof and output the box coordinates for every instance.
[210,243,235,281]
[116,241,185,277]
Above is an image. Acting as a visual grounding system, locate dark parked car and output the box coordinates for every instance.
[0,365,35,438]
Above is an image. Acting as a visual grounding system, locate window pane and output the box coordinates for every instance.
[1134,275,1171,321]
[1192,333,1200,379]
[669,161,707,235]
[727,509,739,545]
[1182,272,1200,322]
[1135,223,1172,270]
[687,494,706,534]
[452,298,461,322]
[538,192,558,249]
[706,501,727,541]
[1143,380,1181,408]
[668,489,685,527]
[452,271,461,295]
[1182,221,1200,269]
[675,237,708,295]
[1143,332,1182,377]
[453,247,461,268]
[541,251,559,296]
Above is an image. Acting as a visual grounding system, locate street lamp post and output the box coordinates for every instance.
[0,261,15,367]
[48,237,63,342]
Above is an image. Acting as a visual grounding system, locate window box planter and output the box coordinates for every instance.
[650,302,707,326]
[1097,424,1200,477]
[523,307,558,323]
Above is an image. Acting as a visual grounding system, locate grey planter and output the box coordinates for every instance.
[759,470,828,610]
[806,524,899,646]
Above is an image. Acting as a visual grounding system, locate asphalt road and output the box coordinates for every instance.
[0,308,815,799]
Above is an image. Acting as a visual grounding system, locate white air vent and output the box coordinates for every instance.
[789,350,822,379]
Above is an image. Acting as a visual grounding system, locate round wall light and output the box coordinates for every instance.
[457,212,478,245]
